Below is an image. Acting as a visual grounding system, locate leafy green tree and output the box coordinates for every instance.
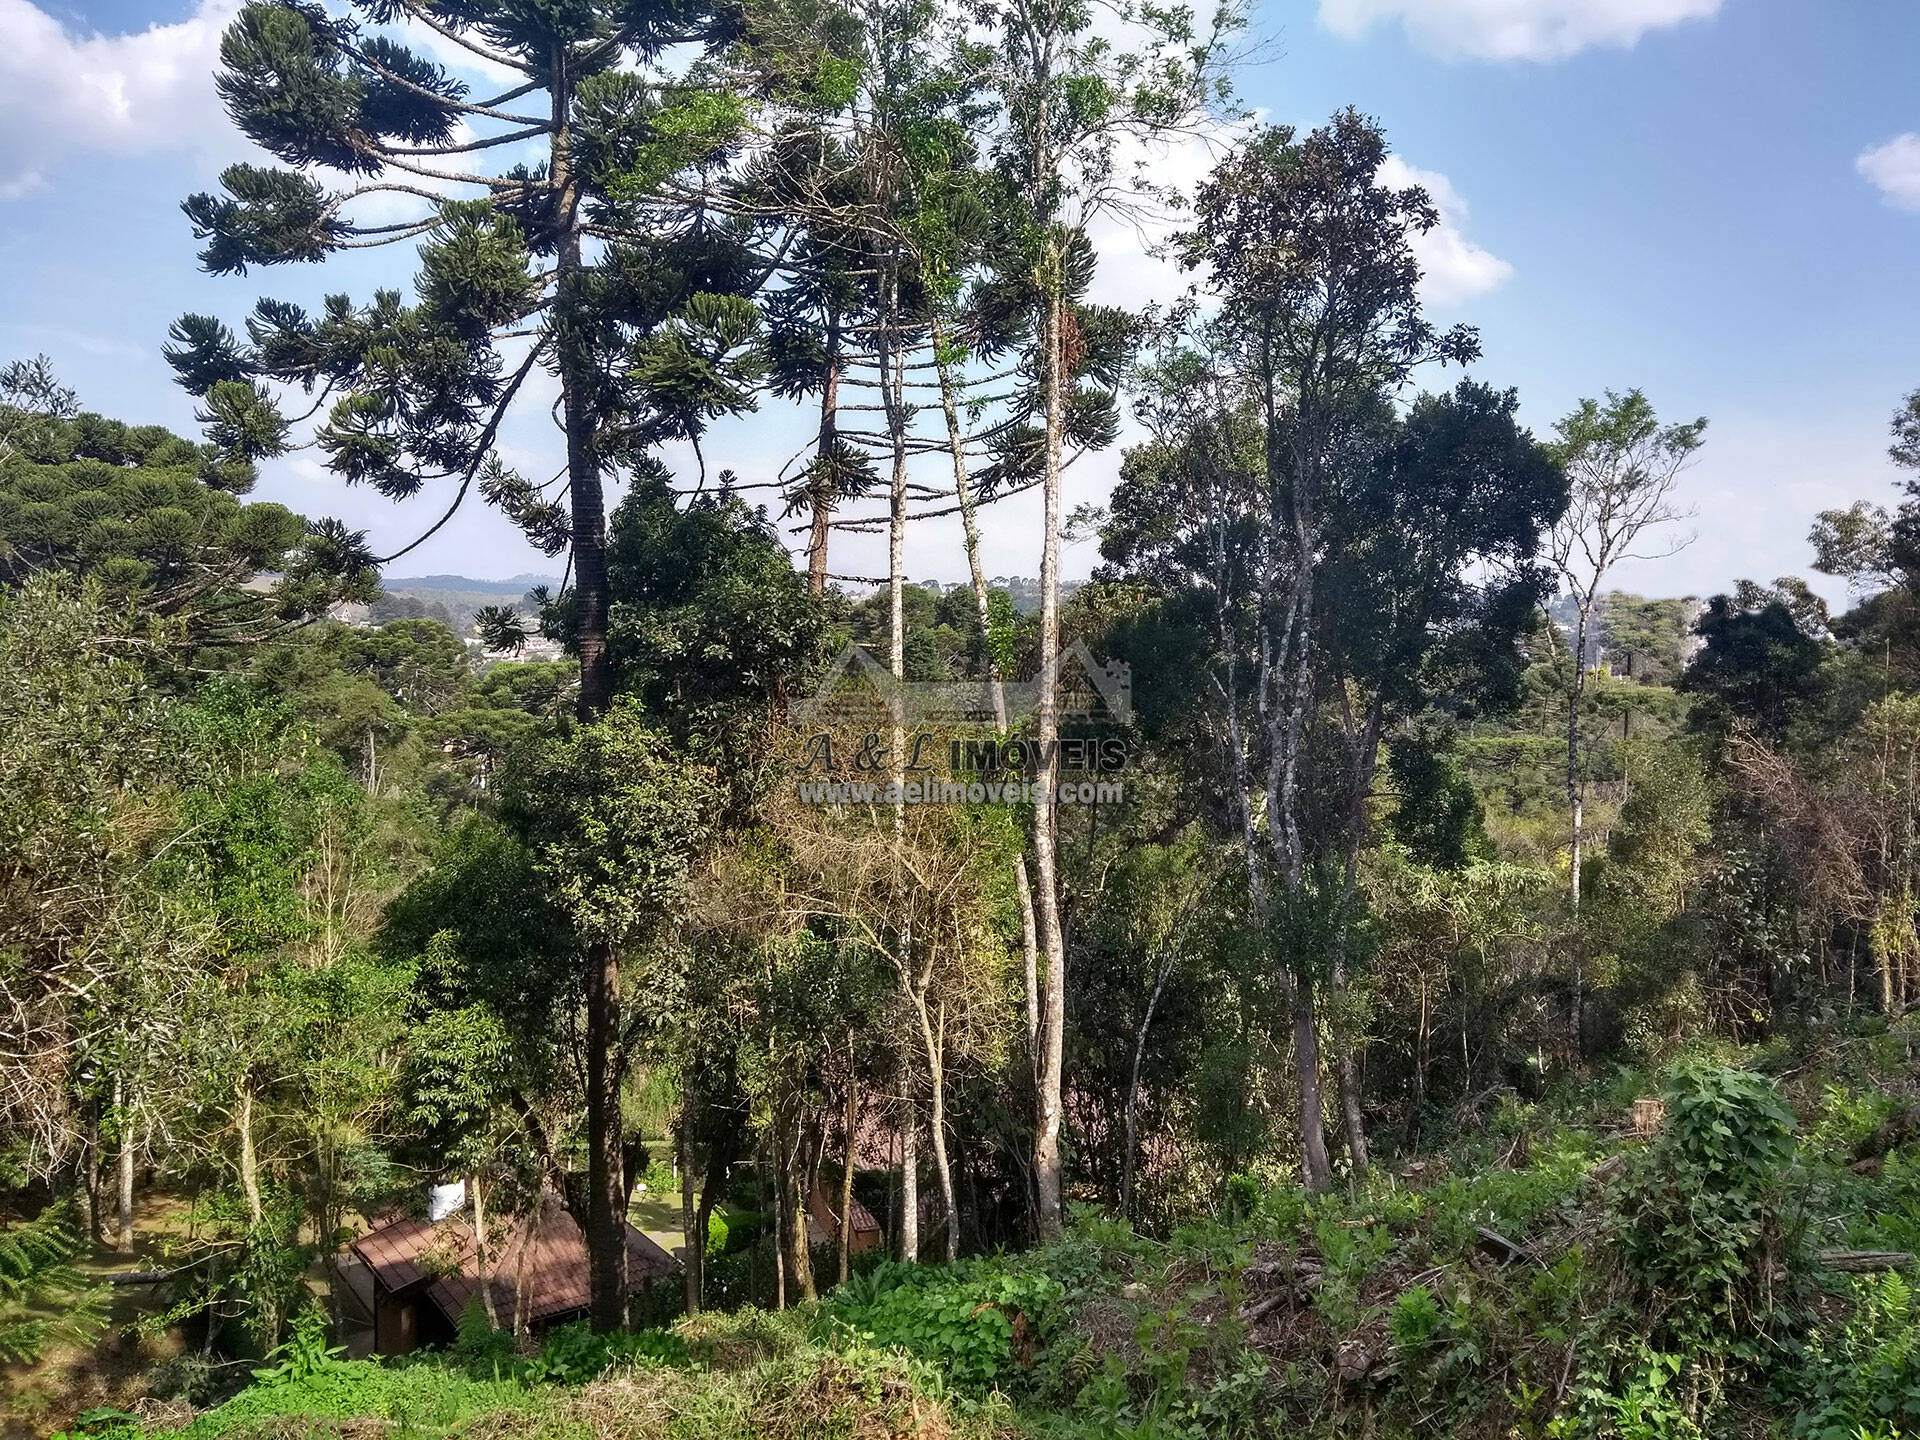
[601,471,827,728]
[1387,727,1493,872]
[508,712,716,1330]
[385,817,576,1199]
[169,0,765,719]
[0,354,78,465]
[327,617,471,715]
[1682,596,1825,746]
[1544,389,1705,919]
[0,576,182,1194]
[1810,392,1920,682]
[1124,111,1501,1189]
[387,704,715,1329]
[974,0,1243,1240]
[0,380,375,643]
[170,0,788,1329]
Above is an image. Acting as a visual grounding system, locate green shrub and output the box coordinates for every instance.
[247,1310,342,1385]
[1560,1349,1705,1440]
[828,1259,1064,1393]
[1390,1284,1445,1357]
[1792,1272,1920,1440]
[520,1319,689,1384]
[1613,1061,1805,1358]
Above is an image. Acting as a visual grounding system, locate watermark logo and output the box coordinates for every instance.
[788,642,1133,806]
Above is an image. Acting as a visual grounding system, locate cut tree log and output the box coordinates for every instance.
[1817,1249,1915,1273]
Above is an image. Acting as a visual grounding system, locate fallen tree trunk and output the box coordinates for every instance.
[1818,1249,1915,1272]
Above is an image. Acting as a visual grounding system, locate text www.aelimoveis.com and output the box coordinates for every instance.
[795,778,1124,805]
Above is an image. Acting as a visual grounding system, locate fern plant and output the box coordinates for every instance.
[1792,1272,1920,1440]
[0,1206,107,1362]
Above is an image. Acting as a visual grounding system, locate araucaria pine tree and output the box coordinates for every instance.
[168,0,770,1331]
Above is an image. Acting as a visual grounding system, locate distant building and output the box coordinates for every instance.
[806,1182,883,1255]
[349,1194,676,1355]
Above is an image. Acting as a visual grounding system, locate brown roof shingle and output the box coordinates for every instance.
[351,1197,677,1328]
[807,1183,881,1243]
[350,1213,476,1295]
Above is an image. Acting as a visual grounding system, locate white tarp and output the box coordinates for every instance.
[427,1179,465,1222]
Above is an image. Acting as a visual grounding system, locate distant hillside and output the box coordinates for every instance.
[376,572,560,634]
[384,573,560,595]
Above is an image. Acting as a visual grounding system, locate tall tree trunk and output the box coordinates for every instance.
[472,1171,498,1329]
[1412,972,1430,1141]
[235,1080,263,1228]
[784,1117,816,1302]
[114,1073,135,1255]
[839,1070,858,1285]
[679,1114,701,1318]
[770,1140,787,1309]
[551,39,625,1334]
[883,269,908,817]
[1334,1046,1367,1175]
[1268,608,1333,1189]
[806,489,834,597]
[897,1094,919,1262]
[1329,699,1383,1176]
[806,315,842,596]
[692,1135,730,1312]
[1567,604,1588,1053]
[1123,950,1177,1220]
[514,1202,538,1335]
[583,938,628,1332]
[83,1100,103,1244]
[1291,981,1334,1191]
[888,432,907,792]
[906,987,959,1263]
[1031,272,1069,1241]
[934,317,1043,1064]
[550,48,608,722]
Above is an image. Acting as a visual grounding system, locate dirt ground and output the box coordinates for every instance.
[628,1191,688,1264]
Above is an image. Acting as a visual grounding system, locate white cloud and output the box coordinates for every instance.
[0,0,240,198]
[399,20,526,89]
[1082,117,1255,310]
[1318,0,1723,61]
[1080,138,1513,312]
[1857,134,1920,212]
[1377,154,1515,305]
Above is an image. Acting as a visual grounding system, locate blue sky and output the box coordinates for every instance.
[2,0,1917,601]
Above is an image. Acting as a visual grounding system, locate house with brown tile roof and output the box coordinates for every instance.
[806,1180,883,1255]
[349,1194,678,1355]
